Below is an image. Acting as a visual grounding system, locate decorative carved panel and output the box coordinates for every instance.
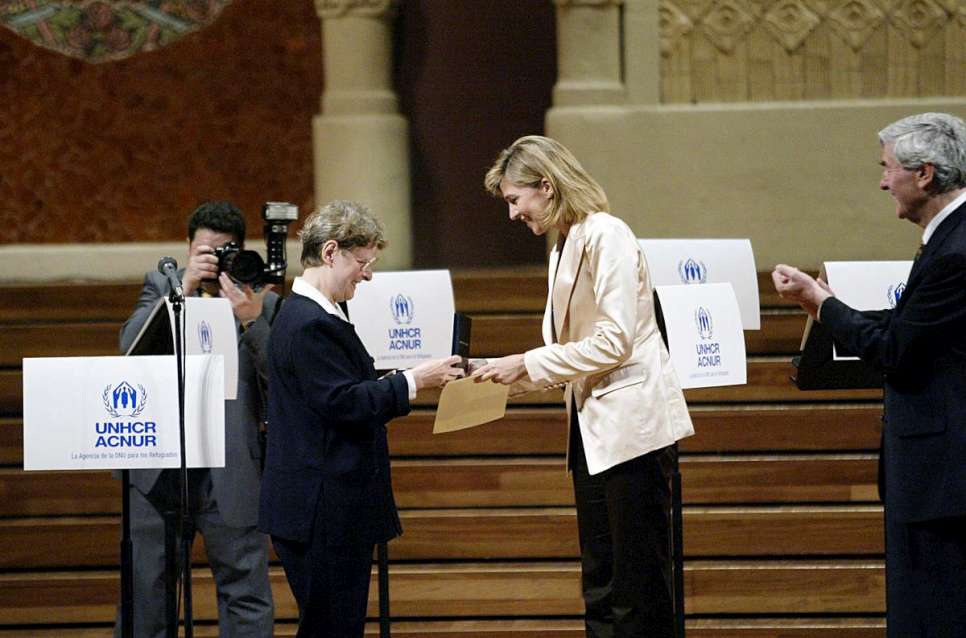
[660,0,964,102]
[660,1,694,55]
[763,0,821,51]
[701,0,756,53]
[827,0,886,52]
[891,0,946,47]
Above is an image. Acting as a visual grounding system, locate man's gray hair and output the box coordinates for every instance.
[299,200,386,267]
[879,112,966,194]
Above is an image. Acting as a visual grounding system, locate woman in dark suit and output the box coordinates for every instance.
[258,200,463,638]
[474,136,694,637]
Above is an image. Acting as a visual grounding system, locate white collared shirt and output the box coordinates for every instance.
[923,189,966,245]
[291,276,416,399]
[292,276,348,322]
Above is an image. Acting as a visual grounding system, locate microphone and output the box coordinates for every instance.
[157,256,184,301]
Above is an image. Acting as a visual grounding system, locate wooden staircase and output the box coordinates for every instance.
[0,269,886,636]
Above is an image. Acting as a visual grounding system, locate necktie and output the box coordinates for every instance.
[914,243,924,262]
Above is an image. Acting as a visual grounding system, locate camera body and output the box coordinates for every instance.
[213,202,299,288]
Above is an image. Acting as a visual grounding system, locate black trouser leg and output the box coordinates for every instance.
[570,409,674,638]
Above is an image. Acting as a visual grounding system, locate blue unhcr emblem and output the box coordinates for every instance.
[695,307,714,340]
[678,258,708,284]
[886,282,905,309]
[198,320,214,353]
[103,381,147,418]
[390,293,415,325]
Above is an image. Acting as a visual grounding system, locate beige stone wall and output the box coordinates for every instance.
[547,0,966,270]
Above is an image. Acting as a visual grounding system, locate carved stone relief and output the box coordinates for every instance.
[890,0,947,47]
[660,1,694,54]
[701,0,756,53]
[763,0,821,51]
[827,0,887,52]
[661,0,959,54]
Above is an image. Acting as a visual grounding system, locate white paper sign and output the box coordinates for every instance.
[638,239,760,330]
[655,283,747,389]
[347,270,455,369]
[174,297,239,400]
[22,355,225,471]
[823,260,913,360]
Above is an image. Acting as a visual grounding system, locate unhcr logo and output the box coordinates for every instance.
[886,283,905,309]
[678,258,708,284]
[102,381,147,418]
[198,320,213,353]
[695,307,714,340]
[390,293,415,325]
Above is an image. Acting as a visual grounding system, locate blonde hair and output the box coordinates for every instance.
[484,135,609,230]
[299,200,386,267]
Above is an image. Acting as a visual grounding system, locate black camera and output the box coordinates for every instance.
[214,202,299,287]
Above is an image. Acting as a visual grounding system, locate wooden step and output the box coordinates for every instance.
[0,559,885,624]
[0,271,550,324]
[0,309,809,367]
[0,405,882,467]
[0,455,878,517]
[0,271,798,323]
[3,359,881,416]
[0,505,883,569]
[406,359,882,406]
[0,617,889,637]
[390,404,882,456]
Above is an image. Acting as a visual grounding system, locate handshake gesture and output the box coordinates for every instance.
[409,355,466,390]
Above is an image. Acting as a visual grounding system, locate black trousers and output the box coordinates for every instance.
[569,408,675,638]
[885,509,966,637]
[272,499,374,638]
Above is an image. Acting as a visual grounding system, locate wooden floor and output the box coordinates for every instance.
[0,270,887,636]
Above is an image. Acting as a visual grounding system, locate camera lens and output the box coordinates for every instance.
[225,250,265,285]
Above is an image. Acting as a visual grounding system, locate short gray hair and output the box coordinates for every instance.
[879,112,966,194]
[298,200,387,267]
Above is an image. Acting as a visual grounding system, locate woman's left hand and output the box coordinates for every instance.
[471,354,527,385]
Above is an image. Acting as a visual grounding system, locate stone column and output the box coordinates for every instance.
[313,0,411,267]
[552,0,626,107]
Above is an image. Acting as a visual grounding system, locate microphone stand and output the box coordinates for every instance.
[169,287,194,638]
[119,468,133,638]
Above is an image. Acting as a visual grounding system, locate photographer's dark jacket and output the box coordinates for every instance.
[120,270,279,528]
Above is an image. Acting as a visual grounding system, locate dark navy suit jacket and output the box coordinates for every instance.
[821,201,966,524]
[258,292,408,546]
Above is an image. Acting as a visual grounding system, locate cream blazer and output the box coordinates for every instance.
[522,212,694,475]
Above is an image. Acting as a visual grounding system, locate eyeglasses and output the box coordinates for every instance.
[341,249,379,272]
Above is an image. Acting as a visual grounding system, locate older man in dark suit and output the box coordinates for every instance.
[773,112,966,637]
[258,200,463,637]
[117,201,276,637]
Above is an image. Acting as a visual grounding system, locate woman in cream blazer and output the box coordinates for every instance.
[475,135,693,638]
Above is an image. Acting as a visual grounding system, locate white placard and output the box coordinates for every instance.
[347,270,455,369]
[638,239,760,330]
[23,354,225,471]
[655,283,747,389]
[177,297,238,400]
[823,260,913,360]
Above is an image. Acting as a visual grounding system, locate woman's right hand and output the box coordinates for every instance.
[410,355,465,390]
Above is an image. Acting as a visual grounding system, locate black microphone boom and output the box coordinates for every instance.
[157,256,185,301]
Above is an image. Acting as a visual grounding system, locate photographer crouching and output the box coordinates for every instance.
[115,201,287,637]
